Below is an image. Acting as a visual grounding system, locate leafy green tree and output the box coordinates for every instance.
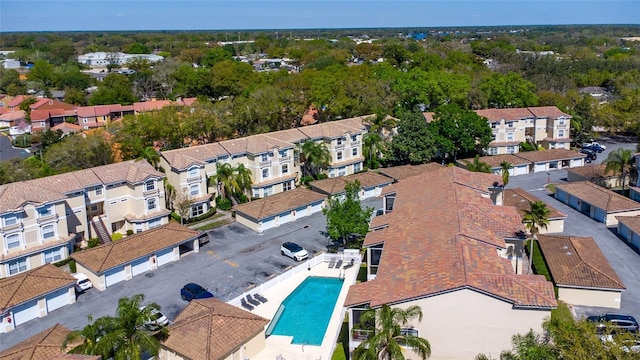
[604,148,635,191]
[475,330,558,360]
[126,43,151,54]
[301,140,331,178]
[367,113,397,136]
[363,132,384,169]
[64,87,88,105]
[89,73,137,105]
[386,110,436,165]
[47,40,77,65]
[429,104,492,160]
[479,72,539,109]
[0,68,26,95]
[500,161,512,186]
[139,146,160,169]
[44,131,114,174]
[323,180,373,246]
[522,201,550,274]
[353,304,431,360]
[27,60,56,87]
[464,155,492,173]
[210,162,239,204]
[234,163,253,200]
[202,47,233,67]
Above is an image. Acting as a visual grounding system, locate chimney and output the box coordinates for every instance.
[489,181,504,206]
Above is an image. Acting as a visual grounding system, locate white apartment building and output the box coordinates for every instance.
[77,52,164,66]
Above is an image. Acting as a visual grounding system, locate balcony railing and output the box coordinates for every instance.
[143,188,160,197]
[279,155,290,162]
[37,213,58,224]
[352,329,373,341]
[335,143,345,150]
[259,160,271,166]
[1,222,22,232]
[351,140,360,146]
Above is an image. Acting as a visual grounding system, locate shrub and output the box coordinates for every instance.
[69,260,76,273]
[234,193,248,204]
[519,142,536,152]
[300,175,314,185]
[316,173,328,180]
[331,343,347,360]
[192,207,217,222]
[526,239,558,297]
[216,196,232,211]
[13,134,32,148]
[126,229,134,236]
[88,238,100,248]
[111,232,123,241]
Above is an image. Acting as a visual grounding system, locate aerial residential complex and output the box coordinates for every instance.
[0,160,168,278]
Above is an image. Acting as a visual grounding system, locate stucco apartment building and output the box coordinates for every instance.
[159,116,368,217]
[345,167,556,359]
[424,106,572,155]
[0,160,169,278]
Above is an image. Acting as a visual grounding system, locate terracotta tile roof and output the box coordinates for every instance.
[457,154,531,169]
[475,108,535,121]
[514,149,585,163]
[6,95,27,108]
[162,298,269,360]
[422,112,435,123]
[0,110,26,121]
[346,166,556,309]
[377,163,444,181]
[616,215,640,233]
[265,128,308,144]
[0,264,75,311]
[566,164,616,179]
[0,324,75,360]
[29,98,50,110]
[30,109,50,121]
[537,235,625,290]
[71,223,200,274]
[218,137,249,156]
[234,187,326,221]
[161,142,228,170]
[76,106,110,118]
[555,181,640,213]
[503,188,566,220]
[245,134,296,155]
[309,171,393,196]
[296,116,367,140]
[30,99,76,111]
[133,100,172,113]
[528,106,571,118]
[51,122,82,134]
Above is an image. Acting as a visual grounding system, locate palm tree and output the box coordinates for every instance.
[604,148,635,191]
[139,146,160,169]
[210,162,239,202]
[363,132,383,169]
[353,304,431,360]
[64,294,164,360]
[522,201,550,274]
[234,163,253,201]
[301,140,331,178]
[500,161,513,186]
[368,113,397,138]
[464,155,492,173]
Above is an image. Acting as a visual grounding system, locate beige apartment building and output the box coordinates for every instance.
[159,117,368,216]
[0,160,168,278]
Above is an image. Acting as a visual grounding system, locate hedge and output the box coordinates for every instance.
[171,207,218,224]
[526,239,559,298]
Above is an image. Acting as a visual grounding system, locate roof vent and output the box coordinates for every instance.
[563,245,569,250]
[565,251,572,256]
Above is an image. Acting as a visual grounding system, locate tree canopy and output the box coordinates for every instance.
[323,180,373,246]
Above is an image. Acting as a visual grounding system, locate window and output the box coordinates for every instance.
[95,187,103,196]
[149,218,161,229]
[338,166,346,176]
[261,153,269,162]
[135,224,143,233]
[145,180,155,191]
[42,224,55,240]
[507,146,516,154]
[264,186,273,197]
[283,181,292,192]
[262,168,269,179]
[354,163,362,172]
[559,118,565,125]
[253,189,260,198]
[400,328,419,337]
[38,204,53,217]
[489,147,498,155]
[507,121,515,128]
[190,184,200,196]
[89,204,98,212]
[491,122,498,129]
[336,137,343,146]
[191,204,204,217]
[146,198,157,211]
[83,118,88,124]
[281,164,289,175]
[8,258,27,275]
[559,129,565,137]
[187,167,198,178]
[507,132,515,141]
[44,248,62,264]
[337,151,343,161]
[6,233,21,249]
[352,148,358,157]
[351,134,357,142]
[3,214,17,227]
[279,150,287,158]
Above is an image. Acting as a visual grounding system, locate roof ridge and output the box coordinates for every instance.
[571,260,625,288]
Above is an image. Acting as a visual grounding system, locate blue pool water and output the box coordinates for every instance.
[269,276,344,345]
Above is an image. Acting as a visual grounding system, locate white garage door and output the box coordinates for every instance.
[514,165,528,176]
[46,288,70,313]
[310,203,323,215]
[295,206,307,219]
[13,301,39,326]
[363,188,376,199]
[131,257,150,277]
[156,248,174,267]
[570,159,582,167]
[105,267,126,287]
[261,216,275,232]
[279,212,292,225]
[534,163,546,173]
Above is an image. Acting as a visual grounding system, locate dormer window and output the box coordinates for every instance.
[279,150,288,158]
[261,153,269,162]
[3,214,18,226]
[145,180,155,191]
[38,204,53,217]
[337,138,343,146]
[351,135,357,142]
[187,167,199,178]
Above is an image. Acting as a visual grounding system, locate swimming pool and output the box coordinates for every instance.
[268,276,344,345]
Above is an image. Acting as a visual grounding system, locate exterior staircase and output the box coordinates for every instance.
[91,216,112,244]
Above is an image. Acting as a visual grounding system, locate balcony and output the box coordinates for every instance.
[37,213,58,225]
[351,140,360,146]
[1,222,22,232]
[279,155,291,162]
[259,160,271,167]
[351,329,373,341]
[143,188,160,197]
[186,174,201,183]
[335,143,345,150]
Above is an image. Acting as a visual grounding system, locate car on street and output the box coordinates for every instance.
[579,148,597,160]
[587,313,639,334]
[140,306,169,331]
[73,273,93,293]
[583,144,606,153]
[281,242,308,261]
[180,283,214,301]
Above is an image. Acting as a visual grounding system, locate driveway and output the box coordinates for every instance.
[0,197,382,350]
[508,142,640,322]
[0,132,35,162]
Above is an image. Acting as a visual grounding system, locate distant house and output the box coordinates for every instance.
[503,188,567,234]
[513,149,586,173]
[537,235,625,309]
[0,110,26,129]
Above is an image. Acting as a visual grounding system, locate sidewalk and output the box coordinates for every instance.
[186,209,235,231]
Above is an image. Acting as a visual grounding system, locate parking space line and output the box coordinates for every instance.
[225,260,238,267]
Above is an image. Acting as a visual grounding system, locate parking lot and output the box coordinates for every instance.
[0,197,382,350]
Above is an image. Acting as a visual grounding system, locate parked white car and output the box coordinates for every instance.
[140,306,169,331]
[281,242,308,261]
[72,273,93,293]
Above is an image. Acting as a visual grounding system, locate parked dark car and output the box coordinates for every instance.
[583,144,605,153]
[579,148,597,160]
[587,314,639,334]
[180,283,214,301]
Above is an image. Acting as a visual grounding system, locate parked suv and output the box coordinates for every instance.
[73,273,93,293]
[583,144,606,153]
[587,314,639,334]
[281,242,308,261]
[579,148,597,160]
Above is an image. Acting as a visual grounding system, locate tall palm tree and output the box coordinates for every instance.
[210,162,239,201]
[301,140,331,178]
[368,113,397,138]
[522,201,550,274]
[363,132,383,169]
[604,148,635,191]
[64,294,164,360]
[139,146,160,169]
[464,155,492,173]
[500,161,513,186]
[234,163,253,200]
[353,304,431,360]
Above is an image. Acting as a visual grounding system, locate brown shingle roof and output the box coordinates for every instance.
[71,223,200,274]
[0,160,162,214]
[377,163,443,181]
[0,265,75,310]
[566,163,616,179]
[555,181,640,212]
[528,106,571,118]
[309,171,393,196]
[0,324,74,360]
[161,142,228,170]
[475,107,534,121]
[504,188,566,220]
[616,215,640,233]
[234,187,326,221]
[346,166,556,309]
[514,149,585,163]
[537,235,625,290]
[162,298,269,360]
[296,117,367,139]
[457,154,531,169]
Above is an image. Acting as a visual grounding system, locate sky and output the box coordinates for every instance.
[1,1,638,32]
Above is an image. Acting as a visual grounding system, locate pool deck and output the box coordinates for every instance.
[239,255,360,360]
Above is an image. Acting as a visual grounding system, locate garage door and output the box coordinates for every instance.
[295,206,307,219]
[156,248,174,267]
[279,212,292,225]
[105,267,126,287]
[534,163,546,173]
[570,159,582,167]
[131,257,150,277]
[13,300,39,326]
[261,216,275,232]
[46,288,70,313]
[363,188,376,199]
[514,165,528,176]
[310,203,323,215]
